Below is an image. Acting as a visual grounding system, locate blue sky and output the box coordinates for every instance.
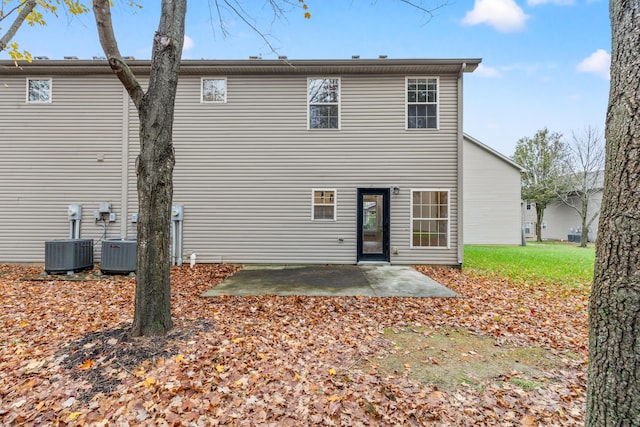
[1,0,610,157]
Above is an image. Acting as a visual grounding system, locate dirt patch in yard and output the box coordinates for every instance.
[370,327,578,391]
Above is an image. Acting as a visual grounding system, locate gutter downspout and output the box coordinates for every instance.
[457,62,466,266]
[120,87,129,239]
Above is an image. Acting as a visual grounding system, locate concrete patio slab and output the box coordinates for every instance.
[201,264,458,298]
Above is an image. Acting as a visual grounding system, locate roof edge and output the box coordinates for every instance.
[463,133,524,171]
[1,57,482,75]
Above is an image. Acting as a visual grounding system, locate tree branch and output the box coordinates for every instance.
[92,0,144,108]
[397,0,450,23]
[0,0,37,53]
[220,0,279,54]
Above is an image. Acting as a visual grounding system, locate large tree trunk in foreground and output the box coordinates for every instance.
[586,1,640,425]
[94,0,186,336]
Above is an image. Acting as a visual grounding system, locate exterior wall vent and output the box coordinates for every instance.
[44,239,94,274]
[100,239,137,274]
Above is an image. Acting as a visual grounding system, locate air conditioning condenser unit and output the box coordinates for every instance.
[44,239,94,274]
[101,239,136,274]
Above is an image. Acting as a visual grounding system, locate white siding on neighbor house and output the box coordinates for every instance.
[1,61,470,266]
[524,193,602,242]
[0,75,126,262]
[463,135,522,245]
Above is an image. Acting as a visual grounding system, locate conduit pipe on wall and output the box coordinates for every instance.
[171,205,184,266]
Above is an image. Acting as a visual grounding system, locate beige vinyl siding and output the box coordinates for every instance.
[145,73,460,265]
[0,76,125,262]
[463,136,522,245]
[1,64,464,266]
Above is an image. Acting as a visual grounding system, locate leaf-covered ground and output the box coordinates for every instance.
[0,264,588,426]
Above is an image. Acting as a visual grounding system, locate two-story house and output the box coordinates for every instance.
[0,58,480,266]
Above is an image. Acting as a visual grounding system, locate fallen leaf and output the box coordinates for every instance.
[79,359,94,370]
[25,359,46,373]
[428,391,444,400]
[62,397,76,408]
[521,414,536,426]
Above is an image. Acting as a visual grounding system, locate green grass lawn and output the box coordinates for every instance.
[463,241,595,288]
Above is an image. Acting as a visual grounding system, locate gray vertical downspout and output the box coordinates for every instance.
[120,87,129,238]
[457,63,466,266]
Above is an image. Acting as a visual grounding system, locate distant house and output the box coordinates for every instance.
[0,57,482,266]
[462,134,524,245]
[523,172,604,242]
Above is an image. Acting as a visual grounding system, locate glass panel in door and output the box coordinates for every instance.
[362,194,384,254]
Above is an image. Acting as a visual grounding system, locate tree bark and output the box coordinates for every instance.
[535,204,544,242]
[586,1,640,425]
[93,0,186,337]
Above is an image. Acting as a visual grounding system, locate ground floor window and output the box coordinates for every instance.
[411,189,449,248]
[312,189,336,220]
[525,222,532,235]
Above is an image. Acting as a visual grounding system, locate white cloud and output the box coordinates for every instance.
[474,63,502,78]
[527,0,574,5]
[462,0,529,32]
[577,49,610,80]
[183,35,194,51]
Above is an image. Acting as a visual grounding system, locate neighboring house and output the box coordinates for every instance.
[462,134,524,245]
[522,172,603,242]
[0,57,480,266]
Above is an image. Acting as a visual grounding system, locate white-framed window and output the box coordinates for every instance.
[26,78,52,103]
[308,78,340,129]
[312,189,336,220]
[406,77,438,129]
[524,222,532,235]
[526,203,532,210]
[201,77,226,103]
[411,189,449,248]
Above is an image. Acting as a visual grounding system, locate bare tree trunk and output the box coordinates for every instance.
[535,205,544,242]
[132,100,175,336]
[93,0,186,337]
[579,225,588,248]
[132,0,186,337]
[580,206,589,247]
[586,1,640,425]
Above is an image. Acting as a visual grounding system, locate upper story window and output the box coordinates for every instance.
[26,78,52,103]
[406,77,438,129]
[312,189,336,220]
[308,78,340,129]
[201,78,226,103]
[411,189,449,248]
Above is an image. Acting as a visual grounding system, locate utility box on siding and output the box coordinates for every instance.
[44,239,94,274]
[100,239,136,274]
